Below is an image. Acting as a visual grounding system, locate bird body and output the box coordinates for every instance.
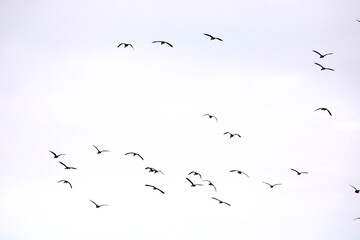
[203,33,223,41]
[290,168,308,175]
[58,180,72,188]
[350,185,359,193]
[125,152,144,160]
[49,150,65,158]
[263,182,282,188]
[224,132,241,138]
[152,41,173,47]
[145,167,164,175]
[212,197,230,206]
[93,145,110,154]
[90,200,108,208]
[230,170,249,178]
[314,107,332,116]
[312,50,333,58]
[59,161,76,170]
[145,184,165,194]
[314,62,334,71]
[203,114,218,122]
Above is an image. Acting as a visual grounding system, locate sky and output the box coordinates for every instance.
[1,0,360,239]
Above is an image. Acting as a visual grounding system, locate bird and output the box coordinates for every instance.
[263,182,282,188]
[203,180,216,191]
[212,197,230,206]
[152,41,173,47]
[49,150,65,158]
[90,200,108,208]
[188,171,202,179]
[349,185,359,193]
[117,43,134,49]
[203,114,218,122]
[145,167,164,175]
[312,50,333,58]
[58,180,72,188]
[145,184,165,194]
[354,217,360,221]
[186,177,203,187]
[229,170,249,178]
[290,168,308,175]
[93,145,109,154]
[125,152,144,160]
[59,161,76,170]
[203,33,223,41]
[314,62,334,71]
[224,132,241,138]
[314,107,332,116]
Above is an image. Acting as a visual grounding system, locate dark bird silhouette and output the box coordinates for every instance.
[203,33,223,41]
[186,177,203,187]
[224,132,241,138]
[314,107,332,116]
[145,184,165,194]
[49,150,65,158]
[350,185,359,194]
[290,168,308,175]
[263,182,282,188]
[58,180,72,188]
[117,43,134,49]
[230,170,249,178]
[145,167,164,175]
[125,152,144,160]
[59,161,76,170]
[203,180,216,191]
[314,62,334,71]
[312,50,333,58]
[212,197,230,206]
[354,217,360,221]
[152,41,173,47]
[203,114,218,122]
[93,145,109,154]
[90,200,108,208]
[188,171,202,179]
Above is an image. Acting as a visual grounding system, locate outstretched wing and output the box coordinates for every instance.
[164,42,173,47]
[186,177,194,185]
[290,168,300,174]
[135,153,144,160]
[156,188,165,194]
[262,182,271,186]
[212,197,220,202]
[49,150,57,157]
[323,53,333,57]
[59,161,67,168]
[350,185,357,190]
[117,43,124,48]
[242,172,250,178]
[312,50,322,56]
[93,145,100,151]
[145,184,155,189]
[324,67,334,71]
[233,133,241,138]
[314,62,324,68]
[215,37,223,41]
[203,33,213,38]
[90,200,98,206]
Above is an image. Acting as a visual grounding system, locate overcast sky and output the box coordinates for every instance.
[1,1,360,240]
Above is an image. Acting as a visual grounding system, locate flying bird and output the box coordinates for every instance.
[224,132,241,138]
[186,177,203,187]
[203,114,218,122]
[145,167,164,175]
[314,62,334,71]
[212,197,230,206]
[152,41,173,47]
[349,185,359,194]
[58,180,72,188]
[263,182,282,188]
[203,180,216,191]
[230,170,249,178]
[90,200,108,208]
[125,152,144,160]
[290,168,308,175]
[203,33,223,41]
[314,107,332,116]
[145,184,165,194]
[117,43,134,49]
[188,171,202,179]
[312,50,333,58]
[49,150,65,158]
[93,145,110,154]
[59,161,76,170]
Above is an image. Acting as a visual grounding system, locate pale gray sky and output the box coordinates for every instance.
[1,1,360,239]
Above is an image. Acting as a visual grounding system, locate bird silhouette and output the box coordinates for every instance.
[125,152,144,160]
[188,171,202,179]
[58,180,72,188]
[314,107,332,116]
[312,50,333,58]
[145,167,164,175]
[117,43,134,49]
[212,197,230,206]
[186,177,203,187]
[290,168,308,175]
[203,33,223,41]
[145,184,165,194]
[203,180,216,191]
[49,150,65,158]
[350,185,359,193]
[203,114,218,122]
[314,62,334,71]
[93,145,109,154]
[224,132,241,138]
[59,161,76,170]
[90,200,108,208]
[230,170,249,178]
[152,41,173,47]
[263,182,282,188]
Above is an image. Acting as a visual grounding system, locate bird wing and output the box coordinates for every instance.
[129,44,134,49]
[125,152,133,155]
[324,67,334,71]
[213,116,218,122]
[156,188,165,194]
[212,197,220,202]
[101,150,110,152]
[224,202,231,206]
[273,183,282,187]
[136,153,144,160]
[290,168,300,174]
[165,42,173,47]
[242,172,250,178]
[157,170,164,175]
[203,33,213,38]
[90,200,98,206]
[350,185,357,190]
[117,43,124,48]
[312,50,322,56]
[262,182,271,186]
[323,53,333,57]
[58,180,65,183]
[67,182,72,188]
[203,114,210,117]
[314,62,324,68]
[229,170,237,172]
[234,134,241,138]
[354,217,360,220]
[325,109,332,116]
[145,167,153,170]
[314,108,322,112]
[59,161,67,168]
[186,177,194,185]
[215,37,223,41]
[49,150,57,157]
[93,145,100,151]
[98,204,108,207]
[224,132,231,135]
[145,184,155,188]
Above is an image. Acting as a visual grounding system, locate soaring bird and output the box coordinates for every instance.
[312,50,333,58]
[315,107,332,116]
[117,43,134,49]
[203,33,223,41]
[90,200,108,208]
[290,168,308,175]
[314,62,334,71]
[203,180,216,191]
[152,41,173,47]
[125,152,144,160]
[263,182,282,188]
[59,161,76,170]
[230,170,249,178]
[212,197,230,206]
[58,180,72,188]
[349,185,359,194]
[203,114,218,122]
[186,177,203,187]
[188,171,202,179]
[49,150,65,158]
[224,132,241,138]
[93,145,110,154]
[145,184,165,194]
[145,167,164,175]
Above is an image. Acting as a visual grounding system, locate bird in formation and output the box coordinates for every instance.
[203,33,223,41]
[145,184,165,194]
[203,180,217,191]
[312,50,333,58]
[349,185,359,194]
[224,132,241,138]
[93,145,110,154]
[49,150,65,158]
[188,171,202,179]
[314,107,332,116]
[314,62,334,71]
[145,167,164,175]
[186,177,203,187]
[230,170,250,178]
[212,197,231,206]
[90,200,108,208]
[203,114,218,122]
[59,161,76,170]
[58,180,72,188]
[125,152,144,160]
[152,41,173,47]
[290,168,308,175]
[117,43,134,49]
[263,182,282,188]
